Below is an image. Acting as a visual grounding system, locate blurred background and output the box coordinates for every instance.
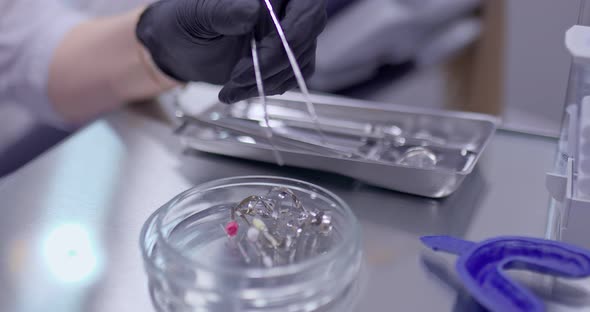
[0,0,582,175]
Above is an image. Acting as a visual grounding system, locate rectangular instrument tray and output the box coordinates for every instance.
[175,92,498,198]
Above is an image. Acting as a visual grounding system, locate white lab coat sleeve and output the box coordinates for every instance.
[0,0,88,128]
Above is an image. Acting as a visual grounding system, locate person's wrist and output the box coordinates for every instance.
[137,43,180,90]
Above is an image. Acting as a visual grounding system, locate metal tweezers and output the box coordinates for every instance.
[247,0,330,164]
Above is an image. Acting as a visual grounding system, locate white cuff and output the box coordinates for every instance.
[7,1,88,129]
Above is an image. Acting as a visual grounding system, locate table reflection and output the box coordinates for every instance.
[42,223,101,284]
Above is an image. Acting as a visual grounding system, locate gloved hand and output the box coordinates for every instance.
[136,0,327,103]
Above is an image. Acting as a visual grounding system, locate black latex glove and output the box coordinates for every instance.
[136,0,327,104]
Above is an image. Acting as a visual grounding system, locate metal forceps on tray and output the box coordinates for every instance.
[250,0,327,166]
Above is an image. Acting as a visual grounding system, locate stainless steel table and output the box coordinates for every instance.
[0,93,574,311]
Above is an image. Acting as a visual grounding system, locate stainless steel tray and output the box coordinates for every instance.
[175,92,498,198]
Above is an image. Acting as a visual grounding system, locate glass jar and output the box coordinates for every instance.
[140,176,363,312]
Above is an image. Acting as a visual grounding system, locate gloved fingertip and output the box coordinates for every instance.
[265,80,293,98]
[264,90,282,98]
[219,87,248,104]
[220,83,262,104]
[218,88,234,104]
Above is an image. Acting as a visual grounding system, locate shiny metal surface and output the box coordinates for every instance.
[0,97,585,311]
[176,91,498,198]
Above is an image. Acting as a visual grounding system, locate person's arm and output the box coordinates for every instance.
[48,7,179,125]
[1,0,326,128]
